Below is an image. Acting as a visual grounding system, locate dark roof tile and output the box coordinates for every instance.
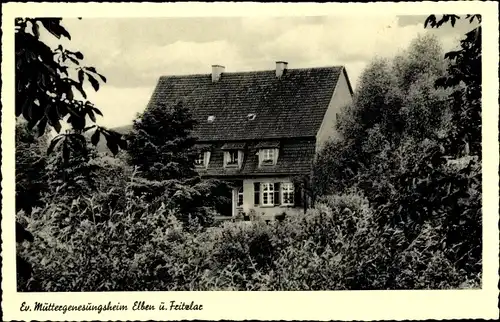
[197,138,316,177]
[147,66,344,141]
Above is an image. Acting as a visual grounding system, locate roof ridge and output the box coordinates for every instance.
[159,65,344,79]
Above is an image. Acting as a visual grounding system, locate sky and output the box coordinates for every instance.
[40,15,476,128]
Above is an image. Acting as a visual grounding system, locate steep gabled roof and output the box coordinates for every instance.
[147,66,344,141]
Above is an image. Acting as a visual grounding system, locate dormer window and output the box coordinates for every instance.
[193,144,212,168]
[195,153,205,166]
[221,142,246,169]
[259,148,279,166]
[256,141,280,166]
[226,150,239,166]
[261,149,274,163]
[247,113,256,121]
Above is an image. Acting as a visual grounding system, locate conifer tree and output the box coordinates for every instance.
[126,102,228,227]
[127,102,197,181]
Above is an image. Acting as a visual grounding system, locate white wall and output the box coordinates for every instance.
[315,68,354,152]
[237,177,304,220]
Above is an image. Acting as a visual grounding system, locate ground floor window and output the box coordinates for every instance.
[281,182,294,205]
[261,182,274,206]
[237,186,243,207]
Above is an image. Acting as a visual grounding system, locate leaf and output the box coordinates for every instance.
[436,15,449,28]
[78,69,85,85]
[91,129,101,146]
[51,118,62,133]
[97,73,107,83]
[36,117,48,137]
[83,125,97,132]
[424,15,436,28]
[69,115,85,130]
[74,51,84,59]
[40,19,71,40]
[74,82,87,99]
[106,137,119,156]
[21,98,33,121]
[93,107,103,116]
[67,56,80,66]
[86,73,100,91]
[47,136,63,155]
[32,21,40,38]
[85,66,97,73]
[87,109,96,123]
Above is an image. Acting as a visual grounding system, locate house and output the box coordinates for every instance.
[117,61,353,220]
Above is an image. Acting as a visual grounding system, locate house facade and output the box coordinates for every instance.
[140,62,353,220]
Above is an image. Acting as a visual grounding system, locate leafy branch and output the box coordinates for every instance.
[15,18,126,161]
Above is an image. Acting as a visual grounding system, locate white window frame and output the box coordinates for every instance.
[261,182,274,206]
[259,148,278,166]
[224,150,244,168]
[194,152,205,166]
[194,151,210,168]
[237,186,244,208]
[281,182,295,206]
[225,150,239,166]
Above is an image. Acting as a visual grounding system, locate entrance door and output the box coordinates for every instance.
[214,183,233,217]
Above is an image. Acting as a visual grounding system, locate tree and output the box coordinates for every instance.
[127,102,198,181]
[314,34,450,199]
[126,102,229,227]
[15,120,49,214]
[312,28,482,286]
[424,14,482,159]
[15,17,126,286]
[15,18,126,161]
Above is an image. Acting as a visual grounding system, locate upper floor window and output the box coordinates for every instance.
[195,152,205,166]
[259,148,278,166]
[226,150,239,166]
[194,151,210,168]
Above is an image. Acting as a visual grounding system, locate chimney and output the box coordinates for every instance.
[275,61,288,78]
[211,65,225,83]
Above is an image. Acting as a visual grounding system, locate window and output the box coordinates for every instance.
[194,152,205,166]
[226,150,239,166]
[281,182,294,206]
[259,148,277,165]
[194,151,210,168]
[237,187,243,207]
[261,183,274,206]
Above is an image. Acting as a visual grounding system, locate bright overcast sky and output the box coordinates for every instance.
[41,15,475,128]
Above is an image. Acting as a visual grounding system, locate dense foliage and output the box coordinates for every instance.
[15,18,126,157]
[313,20,482,283]
[125,102,230,227]
[16,15,482,291]
[17,192,477,291]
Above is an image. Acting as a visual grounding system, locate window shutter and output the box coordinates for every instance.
[294,184,302,207]
[238,150,244,168]
[274,148,279,165]
[274,182,280,205]
[204,151,211,168]
[254,182,260,206]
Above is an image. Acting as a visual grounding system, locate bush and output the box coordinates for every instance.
[17,187,477,291]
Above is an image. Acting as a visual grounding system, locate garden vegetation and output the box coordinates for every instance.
[16,15,482,291]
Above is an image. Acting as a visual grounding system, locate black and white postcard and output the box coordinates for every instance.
[2,1,499,321]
